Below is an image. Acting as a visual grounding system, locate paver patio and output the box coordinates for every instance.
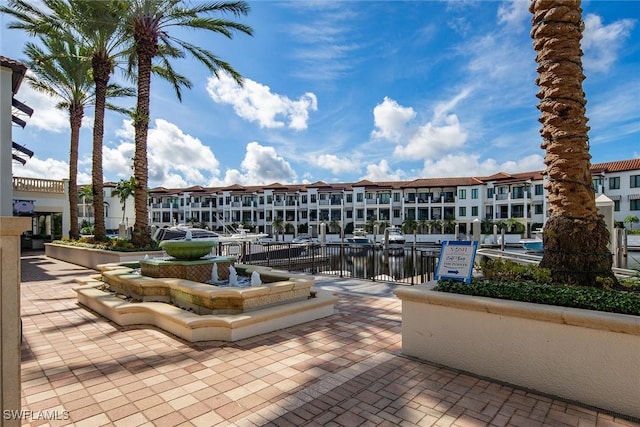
[17,253,640,426]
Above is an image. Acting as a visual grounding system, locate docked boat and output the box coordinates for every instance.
[384,226,405,253]
[519,230,543,252]
[153,225,267,243]
[153,225,219,242]
[345,228,371,246]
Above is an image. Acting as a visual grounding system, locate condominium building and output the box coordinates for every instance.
[147,158,640,237]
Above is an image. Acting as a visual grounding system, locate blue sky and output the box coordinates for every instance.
[3,1,639,188]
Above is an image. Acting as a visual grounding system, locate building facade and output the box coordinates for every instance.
[147,158,640,238]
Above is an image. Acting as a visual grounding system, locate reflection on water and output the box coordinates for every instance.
[327,247,436,281]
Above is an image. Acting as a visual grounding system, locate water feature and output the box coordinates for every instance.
[74,239,337,342]
[211,263,219,282]
[251,271,262,286]
[228,265,238,286]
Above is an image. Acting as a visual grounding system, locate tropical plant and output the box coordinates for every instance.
[124,0,253,248]
[21,37,134,239]
[530,0,616,286]
[428,220,443,234]
[78,185,93,228]
[272,217,284,241]
[111,177,137,224]
[624,215,639,230]
[402,218,418,234]
[1,0,132,241]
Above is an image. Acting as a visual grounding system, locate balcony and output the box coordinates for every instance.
[13,177,65,193]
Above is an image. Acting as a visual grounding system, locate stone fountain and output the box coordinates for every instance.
[73,239,337,342]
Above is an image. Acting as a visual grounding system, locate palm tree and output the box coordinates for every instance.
[22,37,134,239]
[22,37,91,240]
[78,185,93,230]
[402,218,418,234]
[111,177,137,224]
[272,217,284,241]
[124,0,253,248]
[1,0,131,242]
[530,0,616,286]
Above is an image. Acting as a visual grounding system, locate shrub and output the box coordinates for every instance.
[434,258,640,316]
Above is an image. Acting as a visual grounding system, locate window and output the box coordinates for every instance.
[393,209,401,218]
[346,194,352,203]
[267,195,273,204]
[631,199,640,211]
[609,177,620,190]
[393,192,400,202]
[458,189,466,199]
[632,175,640,188]
[535,184,543,196]
[310,194,316,203]
[614,200,620,212]
[487,188,494,198]
[534,204,543,215]
[471,189,478,199]
[471,206,478,216]
[459,206,466,217]
[357,193,363,202]
[301,195,307,203]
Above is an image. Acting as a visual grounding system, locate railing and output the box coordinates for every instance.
[13,177,65,193]
[221,242,439,285]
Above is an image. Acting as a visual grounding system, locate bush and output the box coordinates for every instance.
[52,237,159,252]
[433,258,640,316]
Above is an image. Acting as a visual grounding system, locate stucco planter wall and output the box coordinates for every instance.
[394,286,640,420]
[45,243,164,270]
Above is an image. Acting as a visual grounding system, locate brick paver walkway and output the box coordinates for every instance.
[17,254,640,426]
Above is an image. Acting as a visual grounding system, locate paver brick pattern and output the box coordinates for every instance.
[17,254,640,427]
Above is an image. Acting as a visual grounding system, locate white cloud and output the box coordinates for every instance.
[361,159,407,182]
[583,14,635,73]
[420,153,544,178]
[110,119,220,187]
[371,97,416,142]
[206,72,318,131]
[222,141,296,185]
[371,95,468,161]
[11,156,72,181]
[314,154,354,174]
[16,73,95,133]
[17,81,70,133]
[497,0,529,29]
[395,114,467,159]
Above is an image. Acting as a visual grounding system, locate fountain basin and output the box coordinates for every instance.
[139,256,235,283]
[159,239,216,260]
[74,263,337,342]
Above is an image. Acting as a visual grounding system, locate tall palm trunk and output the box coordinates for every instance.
[131,26,156,248]
[91,54,110,241]
[68,103,83,239]
[530,0,615,287]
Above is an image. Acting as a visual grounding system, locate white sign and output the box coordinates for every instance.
[435,240,478,283]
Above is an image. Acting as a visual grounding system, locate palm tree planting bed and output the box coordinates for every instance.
[394,285,640,420]
[45,242,164,270]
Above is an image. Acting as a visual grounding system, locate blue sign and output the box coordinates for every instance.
[435,240,478,283]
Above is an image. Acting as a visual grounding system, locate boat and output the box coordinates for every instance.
[153,225,219,242]
[384,226,405,253]
[153,225,267,243]
[519,230,543,252]
[345,228,371,246]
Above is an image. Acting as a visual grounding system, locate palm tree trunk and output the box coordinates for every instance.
[132,44,153,248]
[91,54,110,241]
[530,0,616,287]
[68,104,83,239]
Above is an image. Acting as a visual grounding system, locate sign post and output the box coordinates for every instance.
[435,240,478,283]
